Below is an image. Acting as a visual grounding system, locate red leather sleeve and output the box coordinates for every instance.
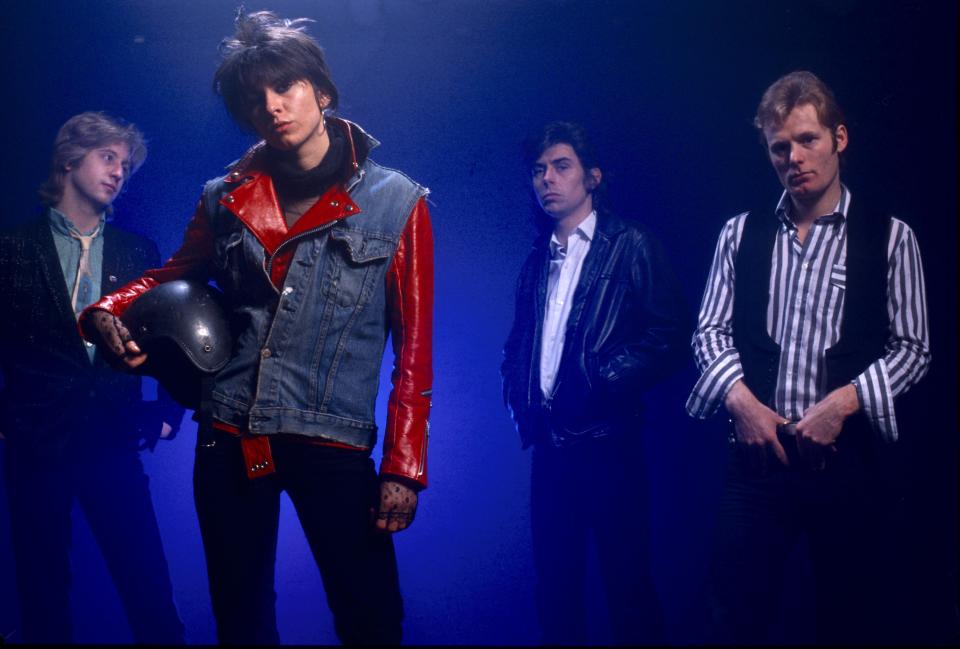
[78,200,217,335]
[379,196,434,489]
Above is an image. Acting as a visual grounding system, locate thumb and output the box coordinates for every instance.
[771,435,790,466]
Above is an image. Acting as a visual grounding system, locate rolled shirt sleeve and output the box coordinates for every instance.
[687,214,747,418]
[853,218,931,442]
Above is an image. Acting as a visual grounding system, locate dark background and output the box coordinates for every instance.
[0,0,955,644]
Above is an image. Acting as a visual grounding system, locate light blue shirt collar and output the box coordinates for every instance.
[47,206,105,238]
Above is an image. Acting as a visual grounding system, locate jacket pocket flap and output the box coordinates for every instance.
[329,229,394,263]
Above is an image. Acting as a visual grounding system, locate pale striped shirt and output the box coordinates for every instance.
[686,187,930,442]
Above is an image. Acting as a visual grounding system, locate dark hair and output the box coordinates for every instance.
[214,10,339,132]
[38,111,147,210]
[521,121,606,233]
[755,70,846,150]
[523,121,601,175]
[522,121,605,208]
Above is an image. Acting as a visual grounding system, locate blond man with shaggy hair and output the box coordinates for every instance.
[0,111,184,643]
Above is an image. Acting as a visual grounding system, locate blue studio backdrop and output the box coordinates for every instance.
[0,0,956,644]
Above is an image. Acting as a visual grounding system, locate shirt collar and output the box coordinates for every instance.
[549,210,597,254]
[47,206,105,238]
[775,184,851,230]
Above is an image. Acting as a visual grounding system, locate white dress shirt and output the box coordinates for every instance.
[540,211,597,399]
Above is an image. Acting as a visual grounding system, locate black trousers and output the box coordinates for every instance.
[193,429,403,645]
[708,427,905,645]
[530,433,663,645]
[4,441,184,644]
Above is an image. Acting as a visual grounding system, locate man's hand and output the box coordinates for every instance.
[373,478,419,533]
[724,380,790,474]
[795,383,860,471]
[87,309,148,369]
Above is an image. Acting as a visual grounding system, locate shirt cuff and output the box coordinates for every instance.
[686,348,744,419]
[853,360,898,443]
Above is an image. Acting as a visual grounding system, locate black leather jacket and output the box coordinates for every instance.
[501,210,688,448]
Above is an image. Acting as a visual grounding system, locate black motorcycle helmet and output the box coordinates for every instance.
[121,280,232,409]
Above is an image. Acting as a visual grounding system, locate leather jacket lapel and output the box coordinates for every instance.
[566,228,609,333]
[529,240,551,404]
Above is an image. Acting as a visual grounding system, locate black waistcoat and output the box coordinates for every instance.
[732,199,890,408]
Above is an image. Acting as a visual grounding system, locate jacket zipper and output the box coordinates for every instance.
[417,420,429,479]
[416,388,433,478]
[251,219,340,421]
[264,219,340,291]
[261,163,364,287]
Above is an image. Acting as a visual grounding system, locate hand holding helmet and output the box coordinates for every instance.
[86,309,148,369]
[86,280,232,409]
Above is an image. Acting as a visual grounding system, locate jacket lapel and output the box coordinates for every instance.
[100,226,125,296]
[565,215,616,333]
[31,219,90,362]
[33,220,77,325]
[532,240,550,328]
[528,239,551,402]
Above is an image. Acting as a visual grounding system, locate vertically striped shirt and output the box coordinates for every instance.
[686,187,930,442]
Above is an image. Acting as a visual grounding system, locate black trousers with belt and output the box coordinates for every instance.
[193,428,403,645]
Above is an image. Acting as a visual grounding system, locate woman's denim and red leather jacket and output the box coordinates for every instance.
[81,119,434,488]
